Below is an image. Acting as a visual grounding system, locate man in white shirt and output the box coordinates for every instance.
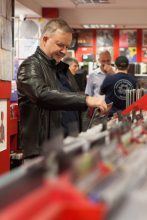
[85,50,115,97]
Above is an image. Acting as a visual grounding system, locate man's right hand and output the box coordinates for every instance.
[86,96,108,113]
[103,64,115,74]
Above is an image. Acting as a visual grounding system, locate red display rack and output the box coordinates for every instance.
[0,80,11,174]
[10,103,19,152]
[0,178,108,220]
[122,94,147,115]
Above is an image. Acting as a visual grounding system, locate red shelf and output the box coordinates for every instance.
[0,179,108,220]
[122,94,147,115]
[0,80,11,174]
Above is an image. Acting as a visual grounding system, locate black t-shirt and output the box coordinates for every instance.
[100,72,137,114]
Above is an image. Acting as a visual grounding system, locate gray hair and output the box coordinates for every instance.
[99,50,111,58]
[41,18,73,36]
[63,57,79,66]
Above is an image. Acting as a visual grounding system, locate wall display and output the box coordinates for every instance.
[75,47,94,62]
[142,30,147,47]
[96,30,114,47]
[13,17,147,75]
[120,47,137,63]
[0,100,7,152]
[119,30,137,63]
[66,50,75,58]
[142,48,147,63]
[128,47,137,62]
[77,30,93,47]
[69,32,78,50]
[119,30,128,48]
[119,30,137,48]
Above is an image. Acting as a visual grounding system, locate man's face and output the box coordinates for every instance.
[42,29,72,63]
[69,62,79,75]
[99,53,111,72]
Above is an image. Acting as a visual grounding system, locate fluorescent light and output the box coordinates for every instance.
[83,24,115,28]
[72,0,114,5]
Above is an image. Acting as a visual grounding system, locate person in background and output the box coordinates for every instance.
[57,57,81,136]
[64,57,79,75]
[62,57,80,91]
[100,56,137,116]
[75,65,88,92]
[85,50,115,97]
[17,18,108,159]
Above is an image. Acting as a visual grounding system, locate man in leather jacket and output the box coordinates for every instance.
[17,18,108,159]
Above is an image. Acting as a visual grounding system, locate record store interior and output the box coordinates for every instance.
[1,0,147,219]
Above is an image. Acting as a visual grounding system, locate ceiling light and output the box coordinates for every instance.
[71,0,114,6]
[83,24,115,28]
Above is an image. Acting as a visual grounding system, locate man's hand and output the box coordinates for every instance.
[103,64,115,74]
[86,96,108,113]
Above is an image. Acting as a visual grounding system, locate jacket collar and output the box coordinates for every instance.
[35,46,56,66]
[35,47,70,73]
[57,61,69,73]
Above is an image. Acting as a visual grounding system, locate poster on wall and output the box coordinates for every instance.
[142,48,147,63]
[119,30,137,48]
[120,47,137,63]
[96,30,114,47]
[142,30,147,47]
[75,47,94,62]
[78,30,93,47]
[0,100,7,152]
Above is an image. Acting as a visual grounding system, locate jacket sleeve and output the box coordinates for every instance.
[17,58,87,111]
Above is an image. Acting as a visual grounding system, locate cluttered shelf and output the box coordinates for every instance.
[0,93,147,219]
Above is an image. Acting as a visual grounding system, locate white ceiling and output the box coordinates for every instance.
[15,0,147,28]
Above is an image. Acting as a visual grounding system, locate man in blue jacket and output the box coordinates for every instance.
[100,56,137,116]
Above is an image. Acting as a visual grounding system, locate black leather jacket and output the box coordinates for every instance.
[17,47,87,158]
